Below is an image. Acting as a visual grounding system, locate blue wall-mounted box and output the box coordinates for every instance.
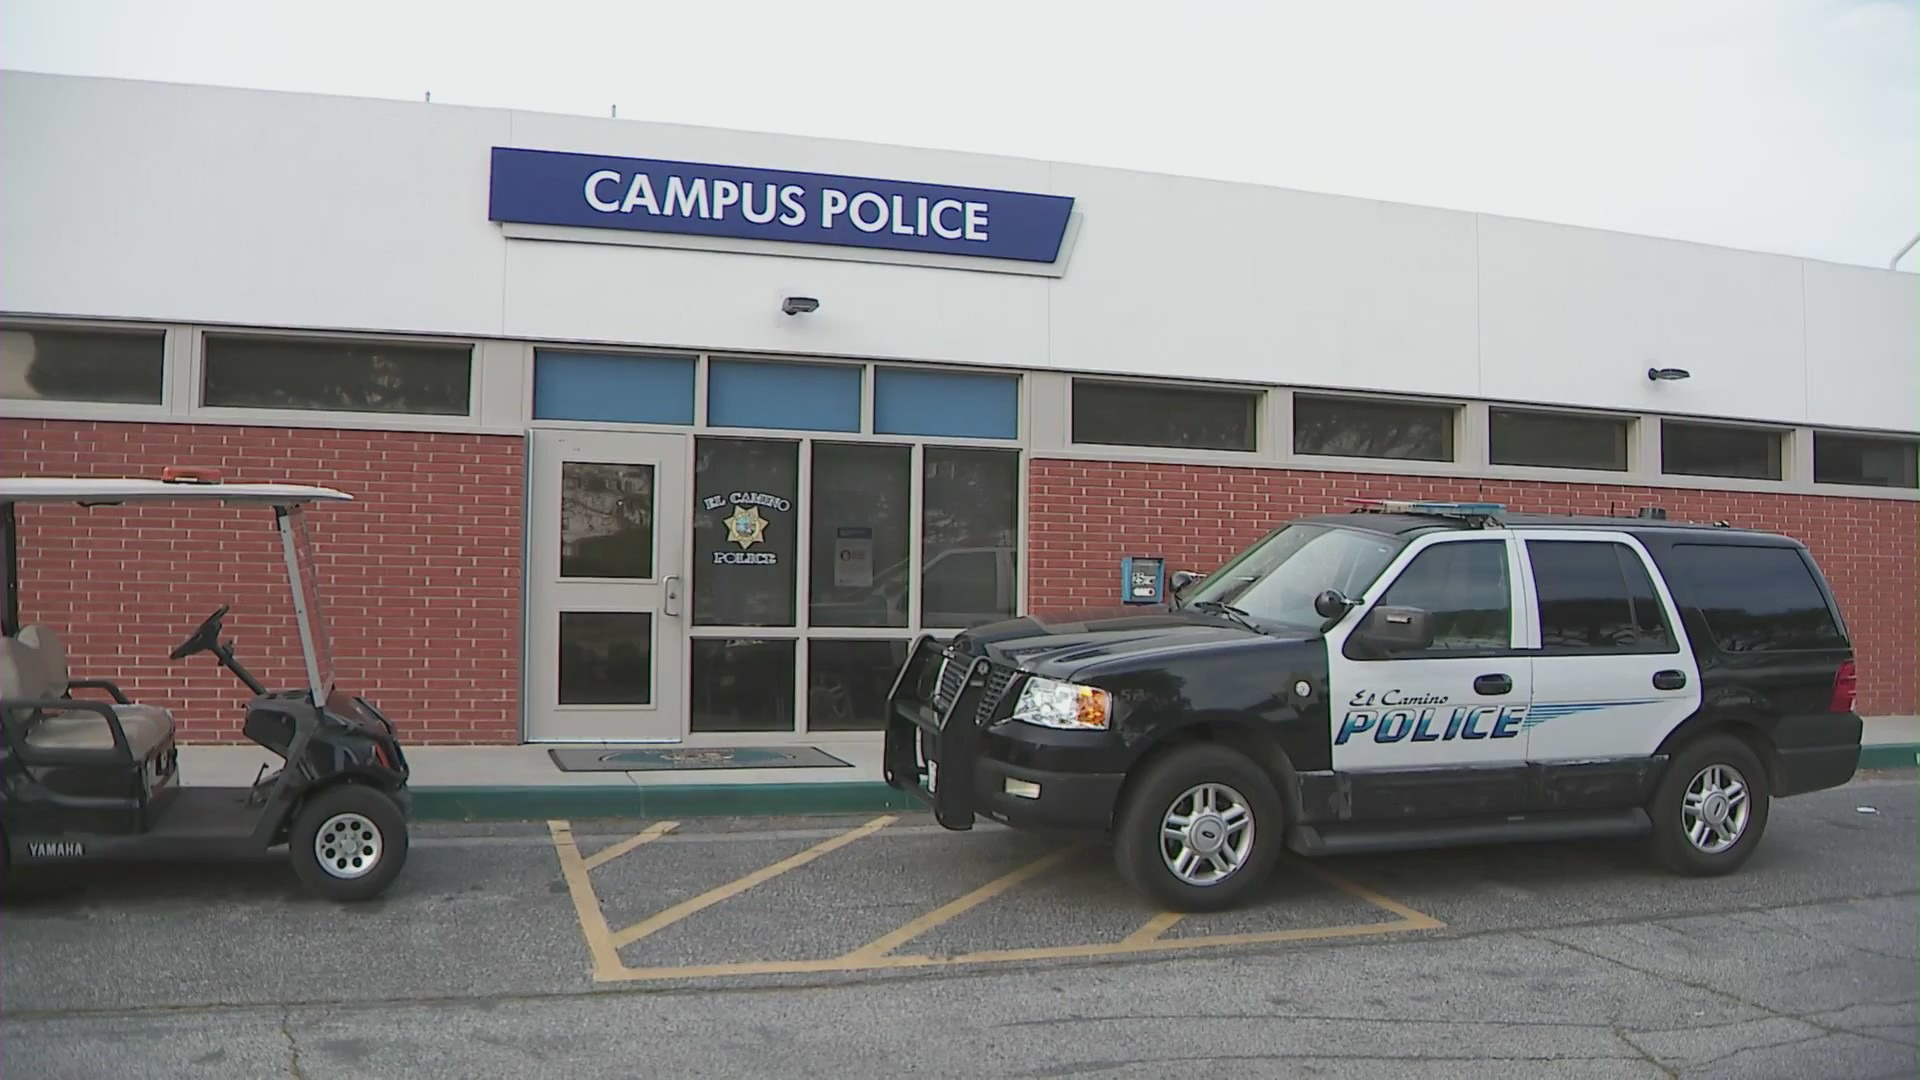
[1121,557,1165,605]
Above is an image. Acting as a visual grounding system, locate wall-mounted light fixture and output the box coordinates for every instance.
[1647,367,1691,382]
[781,296,819,316]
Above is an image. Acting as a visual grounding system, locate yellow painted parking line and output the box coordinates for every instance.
[547,821,626,982]
[549,815,1447,984]
[839,847,1078,962]
[608,815,898,950]
[1296,861,1446,930]
[1118,910,1185,946]
[595,915,1437,982]
[582,820,680,871]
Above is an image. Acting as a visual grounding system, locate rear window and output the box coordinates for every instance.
[1667,544,1846,652]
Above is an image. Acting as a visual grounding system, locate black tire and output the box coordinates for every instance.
[289,784,409,901]
[1648,734,1770,876]
[1113,743,1284,913]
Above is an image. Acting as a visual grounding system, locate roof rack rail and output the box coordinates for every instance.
[1346,498,1507,527]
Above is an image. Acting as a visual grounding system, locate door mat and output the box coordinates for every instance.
[547,746,855,772]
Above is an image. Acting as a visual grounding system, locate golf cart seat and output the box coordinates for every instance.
[0,625,176,758]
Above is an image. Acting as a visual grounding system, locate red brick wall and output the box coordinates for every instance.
[1029,459,1918,716]
[3,420,525,743]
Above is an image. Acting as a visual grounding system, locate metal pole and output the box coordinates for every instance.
[1,504,17,637]
[1891,231,1920,270]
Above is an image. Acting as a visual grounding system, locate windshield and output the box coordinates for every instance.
[1183,523,1403,629]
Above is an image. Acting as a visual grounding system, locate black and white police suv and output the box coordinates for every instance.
[883,499,1864,912]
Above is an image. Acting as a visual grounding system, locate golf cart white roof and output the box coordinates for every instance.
[0,477,353,506]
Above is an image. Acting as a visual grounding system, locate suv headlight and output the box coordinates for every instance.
[1011,676,1113,731]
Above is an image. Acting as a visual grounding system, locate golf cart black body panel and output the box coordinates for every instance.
[882,610,1335,833]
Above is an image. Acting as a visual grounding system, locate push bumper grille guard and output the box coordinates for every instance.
[883,634,1003,830]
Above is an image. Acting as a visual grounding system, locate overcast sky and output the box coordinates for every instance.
[4,0,1915,269]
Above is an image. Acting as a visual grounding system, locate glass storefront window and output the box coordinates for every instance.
[921,447,1020,628]
[807,640,909,731]
[691,638,796,732]
[693,437,799,627]
[809,443,912,627]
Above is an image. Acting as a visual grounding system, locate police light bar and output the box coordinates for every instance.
[1347,498,1507,519]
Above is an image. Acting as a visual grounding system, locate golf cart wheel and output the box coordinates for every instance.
[290,784,408,901]
[1648,733,1770,877]
[1112,743,1282,913]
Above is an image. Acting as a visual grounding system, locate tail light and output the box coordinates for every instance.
[1829,660,1858,713]
[372,741,393,769]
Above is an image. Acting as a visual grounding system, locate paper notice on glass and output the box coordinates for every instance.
[834,526,874,587]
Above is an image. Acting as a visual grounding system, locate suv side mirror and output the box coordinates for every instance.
[1170,570,1203,598]
[1354,605,1434,655]
[1313,589,1354,619]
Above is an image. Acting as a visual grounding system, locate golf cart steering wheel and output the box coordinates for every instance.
[170,605,231,660]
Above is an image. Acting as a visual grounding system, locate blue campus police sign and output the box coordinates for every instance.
[488,147,1076,263]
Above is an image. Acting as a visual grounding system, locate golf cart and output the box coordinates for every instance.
[0,469,412,900]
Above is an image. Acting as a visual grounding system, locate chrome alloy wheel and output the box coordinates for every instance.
[1682,763,1752,855]
[1159,782,1256,886]
[313,811,384,880]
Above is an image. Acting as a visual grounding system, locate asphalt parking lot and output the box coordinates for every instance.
[4,775,1916,1079]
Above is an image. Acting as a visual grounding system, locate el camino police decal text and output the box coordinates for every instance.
[1337,689,1525,745]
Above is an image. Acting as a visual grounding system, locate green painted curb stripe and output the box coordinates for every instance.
[411,782,922,822]
[410,745,1920,822]
[1858,743,1920,770]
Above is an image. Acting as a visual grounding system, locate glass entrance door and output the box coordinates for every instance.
[527,430,688,742]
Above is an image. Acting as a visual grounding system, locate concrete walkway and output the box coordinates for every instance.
[174,715,1919,822]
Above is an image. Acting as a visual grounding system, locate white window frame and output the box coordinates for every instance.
[0,316,177,421]
[1065,374,1268,458]
[1809,428,1920,493]
[187,325,487,431]
[1658,416,1795,487]
[1484,402,1640,479]
[1289,389,1466,468]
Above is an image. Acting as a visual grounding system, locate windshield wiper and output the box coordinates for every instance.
[1186,599,1262,634]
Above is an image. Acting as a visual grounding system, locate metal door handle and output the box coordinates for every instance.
[662,575,683,618]
[1473,673,1513,696]
[1653,669,1687,691]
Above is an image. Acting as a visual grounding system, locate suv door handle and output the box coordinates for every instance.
[1653,669,1687,691]
[1473,674,1513,696]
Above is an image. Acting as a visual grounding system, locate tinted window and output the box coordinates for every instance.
[807,639,909,731]
[202,335,472,415]
[1072,380,1258,452]
[921,447,1019,627]
[1814,433,1918,489]
[1295,396,1455,462]
[558,612,653,705]
[1668,544,1846,652]
[924,551,1000,623]
[690,638,795,732]
[693,438,799,627]
[1490,409,1629,471]
[1357,540,1510,655]
[1662,421,1782,481]
[559,462,654,579]
[810,443,910,627]
[0,326,165,404]
[1527,541,1672,653]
